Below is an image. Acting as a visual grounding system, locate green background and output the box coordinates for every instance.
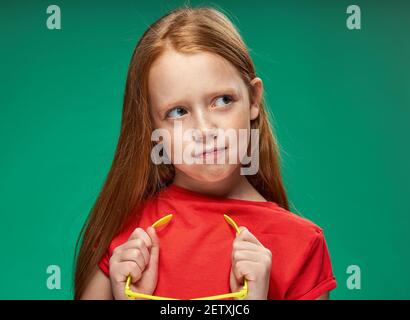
[0,0,409,299]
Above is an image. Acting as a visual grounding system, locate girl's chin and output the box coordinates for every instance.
[182,165,238,182]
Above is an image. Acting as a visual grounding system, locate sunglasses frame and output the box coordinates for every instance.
[124,213,248,300]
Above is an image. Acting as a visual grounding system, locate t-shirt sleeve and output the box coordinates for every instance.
[285,229,337,300]
[98,249,110,277]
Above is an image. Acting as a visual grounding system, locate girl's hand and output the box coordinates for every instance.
[109,226,160,300]
[229,227,272,300]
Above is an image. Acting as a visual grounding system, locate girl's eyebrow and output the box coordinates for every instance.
[159,86,240,110]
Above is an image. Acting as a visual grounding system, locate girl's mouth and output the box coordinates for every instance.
[194,146,228,159]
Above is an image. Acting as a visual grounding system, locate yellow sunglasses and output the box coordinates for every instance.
[124,213,248,300]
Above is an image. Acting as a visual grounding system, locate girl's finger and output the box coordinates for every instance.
[236,227,263,246]
[233,260,259,282]
[232,239,262,252]
[119,249,146,271]
[123,261,142,284]
[146,227,160,248]
[232,250,264,263]
[232,260,244,284]
[113,261,142,284]
[127,227,153,249]
[121,239,150,266]
[146,227,160,266]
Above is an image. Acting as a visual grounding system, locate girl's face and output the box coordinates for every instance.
[148,48,262,184]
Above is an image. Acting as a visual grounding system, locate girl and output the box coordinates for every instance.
[75,6,337,300]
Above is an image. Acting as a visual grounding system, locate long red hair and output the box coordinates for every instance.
[74,5,289,299]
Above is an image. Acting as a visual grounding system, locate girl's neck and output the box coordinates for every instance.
[172,167,267,202]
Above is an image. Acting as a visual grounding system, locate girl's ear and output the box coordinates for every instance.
[249,77,263,121]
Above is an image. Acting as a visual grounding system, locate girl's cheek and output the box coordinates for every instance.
[219,105,250,129]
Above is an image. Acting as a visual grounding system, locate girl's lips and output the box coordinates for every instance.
[195,146,228,158]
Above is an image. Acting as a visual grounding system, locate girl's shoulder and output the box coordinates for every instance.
[254,205,337,300]
[235,199,325,249]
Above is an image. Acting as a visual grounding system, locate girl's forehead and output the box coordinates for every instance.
[148,49,246,107]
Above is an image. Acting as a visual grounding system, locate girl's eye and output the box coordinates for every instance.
[166,107,187,119]
[165,95,233,119]
[214,95,233,107]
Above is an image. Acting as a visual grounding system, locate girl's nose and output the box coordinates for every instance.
[191,111,219,142]
[191,127,219,143]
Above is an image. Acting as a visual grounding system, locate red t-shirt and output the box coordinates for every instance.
[98,183,337,300]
